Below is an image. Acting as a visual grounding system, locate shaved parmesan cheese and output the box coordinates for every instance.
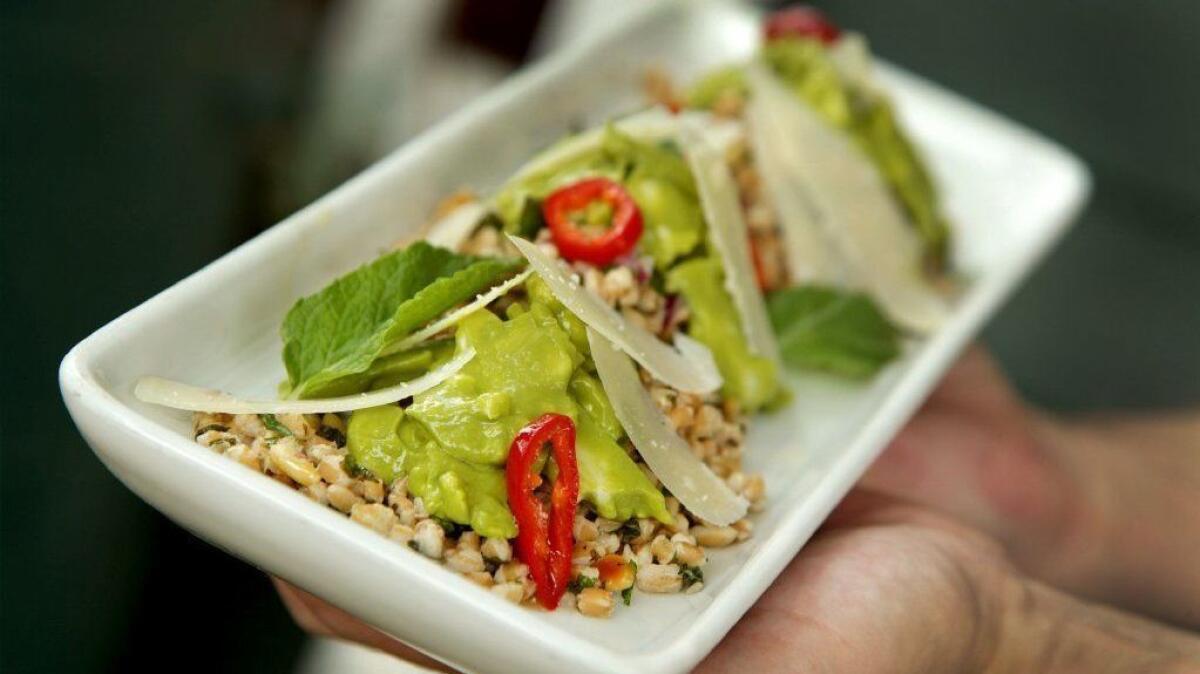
[424,201,488,250]
[678,119,782,366]
[392,269,533,351]
[680,111,745,156]
[745,67,848,286]
[135,347,475,414]
[827,32,879,98]
[588,328,747,526]
[507,235,721,394]
[672,332,720,382]
[746,65,946,333]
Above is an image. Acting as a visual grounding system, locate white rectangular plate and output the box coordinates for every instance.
[60,2,1089,672]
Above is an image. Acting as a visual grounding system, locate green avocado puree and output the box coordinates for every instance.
[493,127,704,269]
[347,291,670,539]
[668,257,782,412]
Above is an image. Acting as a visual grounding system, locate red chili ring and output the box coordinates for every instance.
[542,177,644,266]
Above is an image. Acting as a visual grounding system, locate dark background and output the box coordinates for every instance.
[2,1,1197,672]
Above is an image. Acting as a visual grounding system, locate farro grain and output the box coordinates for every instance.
[413,520,445,559]
[649,535,675,565]
[691,525,738,548]
[327,483,363,514]
[445,547,486,574]
[636,564,683,594]
[481,537,511,563]
[576,588,615,618]
[491,582,524,604]
[351,503,398,535]
[268,437,320,486]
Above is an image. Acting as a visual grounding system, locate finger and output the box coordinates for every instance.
[272,578,456,673]
[861,406,1068,553]
[274,577,332,637]
[820,488,975,536]
[861,407,1001,528]
[924,345,1021,415]
[858,343,1019,519]
[702,492,998,674]
[820,487,907,529]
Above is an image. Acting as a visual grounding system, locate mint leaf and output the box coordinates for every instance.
[282,242,520,399]
[767,286,900,379]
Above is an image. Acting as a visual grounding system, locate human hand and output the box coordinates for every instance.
[700,489,1014,673]
[271,345,1200,669]
[274,489,1200,673]
[861,345,1200,627]
[701,489,1200,674]
[272,577,453,673]
[274,490,1020,674]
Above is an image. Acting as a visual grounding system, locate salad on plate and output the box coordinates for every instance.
[135,6,954,619]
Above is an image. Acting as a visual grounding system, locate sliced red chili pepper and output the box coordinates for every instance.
[764,5,842,45]
[542,177,644,266]
[505,413,579,610]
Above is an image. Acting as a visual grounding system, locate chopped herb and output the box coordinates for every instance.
[317,426,347,447]
[568,575,596,594]
[194,423,229,437]
[680,565,704,588]
[407,540,420,551]
[342,453,369,479]
[619,559,638,605]
[259,413,293,437]
[656,138,683,156]
[434,517,464,538]
[617,519,642,543]
[513,196,545,239]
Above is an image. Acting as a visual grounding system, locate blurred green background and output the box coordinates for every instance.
[2,1,1197,672]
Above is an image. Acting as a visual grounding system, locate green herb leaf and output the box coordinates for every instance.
[433,516,465,538]
[617,518,642,543]
[680,565,704,588]
[341,451,369,479]
[194,423,229,437]
[621,586,634,606]
[767,285,901,379]
[513,196,545,239]
[316,425,347,447]
[568,575,596,594]
[281,242,521,399]
[259,413,292,437]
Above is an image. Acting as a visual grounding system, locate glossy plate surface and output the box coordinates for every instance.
[60,2,1089,672]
